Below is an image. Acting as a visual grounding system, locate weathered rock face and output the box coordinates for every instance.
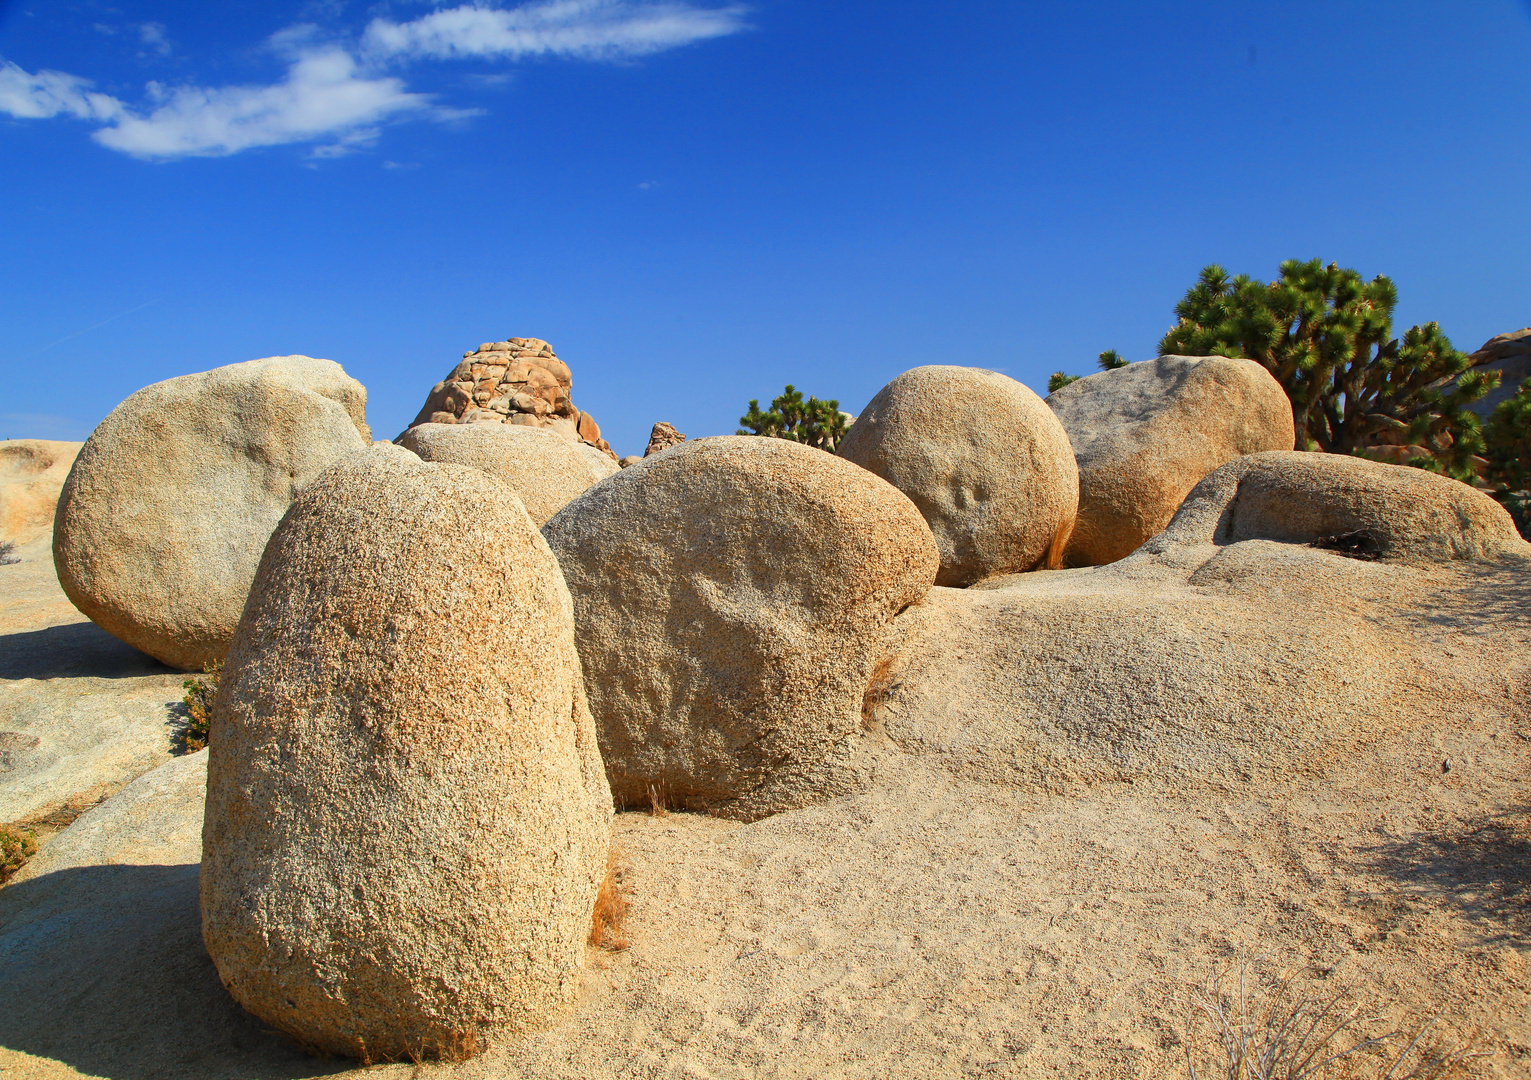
[1140,450,1527,566]
[398,422,611,526]
[0,440,81,544]
[836,366,1078,587]
[53,357,371,671]
[404,337,616,459]
[1462,328,1531,419]
[201,447,611,1061]
[542,436,938,820]
[644,421,686,457]
[1046,355,1294,567]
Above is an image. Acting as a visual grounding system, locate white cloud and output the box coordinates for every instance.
[91,49,431,159]
[0,1,747,160]
[0,61,124,121]
[362,0,747,62]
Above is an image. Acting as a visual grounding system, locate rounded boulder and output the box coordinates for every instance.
[1143,450,1529,565]
[1046,355,1294,566]
[398,422,612,526]
[201,446,611,1061]
[836,366,1078,587]
[53,356,371,670]
[542,436,939,820]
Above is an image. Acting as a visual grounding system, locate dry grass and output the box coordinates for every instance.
[1038,516,1072,571]
[646,783,669,817]
[861,655,897,727]
[1183,957,1487,1080]
[590,850,631,951]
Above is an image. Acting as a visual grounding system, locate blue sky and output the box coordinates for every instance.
[2,1,1529,455]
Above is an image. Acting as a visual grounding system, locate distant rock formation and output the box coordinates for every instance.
[0,440,81,545]
[1463,328,1531,418]
[644,421,686,457]
[404,338,616,460]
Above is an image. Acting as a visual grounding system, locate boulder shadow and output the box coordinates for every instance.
[1365,804,1531,950]
[0,621,176,681]
[0,864,350,1080]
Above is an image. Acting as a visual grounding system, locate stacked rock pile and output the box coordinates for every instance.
[405,338,616,460]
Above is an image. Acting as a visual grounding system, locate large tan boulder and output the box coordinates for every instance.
[836,366,1078,587]
[52,356,371,671]
[1046,355,1294,566]
[398,422,611,526]
[403,337,617,460]
[0,440,81,544]
[1461,327,1531,419]
[542,436,938,820]
[1141,450,1528,566]
[201,447,610,1061]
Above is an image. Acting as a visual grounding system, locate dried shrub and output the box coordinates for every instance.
[589,850,630,951]
[1,823,38,883]
[0,540,17,566]
[1183,956,1487,1080]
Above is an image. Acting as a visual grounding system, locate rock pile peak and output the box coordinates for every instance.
[405,337,616,459]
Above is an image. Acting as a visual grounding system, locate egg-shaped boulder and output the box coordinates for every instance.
[201,446,611,1061]
[837,366,1078,587]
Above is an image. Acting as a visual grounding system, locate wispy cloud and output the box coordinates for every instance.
[363,0,748,61]
[0,61,124,121]
[0,1,747,161]
[138,23,173,58]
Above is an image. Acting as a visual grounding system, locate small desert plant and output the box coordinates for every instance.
[1,823,38,883]
[179,660,221,752]
[1183,957,1485,1080]
[589,851,631,951]
[0,540,17,566]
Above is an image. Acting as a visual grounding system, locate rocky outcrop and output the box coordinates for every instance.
[0,441,81,545]
[837,366,1078,587]
[644,422,686,457]
[403,337,616,460]
[542,436,938,820]
[201,447,610,1061]
[1462,328,1531,418]
[1141,450,1527,566]
[398,422,612,526]
[52,357,371,671]
[1046,355,1294,567]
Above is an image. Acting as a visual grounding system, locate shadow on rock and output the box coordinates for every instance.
[0,863,348,1080]
[0,621,175,681]
[1367,804,1531,950]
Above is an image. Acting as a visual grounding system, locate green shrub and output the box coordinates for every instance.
[1,824,37,883]
[180,660,221,753]
[738,384,848,452]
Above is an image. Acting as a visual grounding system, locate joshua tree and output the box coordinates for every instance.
[1484,381,1531,535]
[738,384,848,452]
[1159,260,1496,476]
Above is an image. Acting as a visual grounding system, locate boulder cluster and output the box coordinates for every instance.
[29,332,1529,1064]
[405,337,616,460]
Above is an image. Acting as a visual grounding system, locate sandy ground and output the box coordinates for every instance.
[0,529,1527,1079]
